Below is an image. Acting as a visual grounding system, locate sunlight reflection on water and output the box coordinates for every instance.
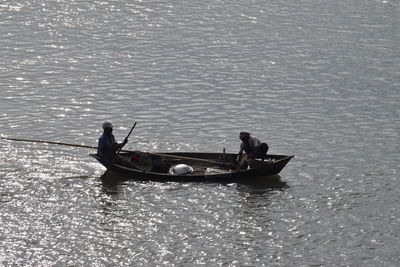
[1,0,399,265]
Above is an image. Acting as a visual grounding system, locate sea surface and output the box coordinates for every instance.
[1,0,399,266]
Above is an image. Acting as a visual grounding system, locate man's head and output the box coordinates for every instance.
[239,132,250,142]
[102,121,113,135]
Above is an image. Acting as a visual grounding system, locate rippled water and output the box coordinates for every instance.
[1,0,399,266]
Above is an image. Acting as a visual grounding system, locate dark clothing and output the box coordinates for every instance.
[97,133,116,166]
[239,136,261,155]
[251,143,269,160]
[238,136,269,161]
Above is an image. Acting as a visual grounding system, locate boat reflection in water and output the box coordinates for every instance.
[100,169,287,192]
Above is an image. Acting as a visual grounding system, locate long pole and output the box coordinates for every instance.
[2,134,238,168]
[150,152,237,168]
[114,122,137,157]
[0,136,132,153]
[1,137,98,150]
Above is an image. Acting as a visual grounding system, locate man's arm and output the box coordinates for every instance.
[237,143,244,161]
[97,137,105,157]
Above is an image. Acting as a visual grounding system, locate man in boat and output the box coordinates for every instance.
[97,121,128,166]
[237,132,269,169]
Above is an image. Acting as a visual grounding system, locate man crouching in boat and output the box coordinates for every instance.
[97,121,128,167]
[237,132,269,169]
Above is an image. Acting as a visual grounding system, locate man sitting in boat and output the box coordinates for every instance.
[97,121,128,166]
[237,132,269,169]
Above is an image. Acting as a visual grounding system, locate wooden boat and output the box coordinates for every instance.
[90,151,294,183]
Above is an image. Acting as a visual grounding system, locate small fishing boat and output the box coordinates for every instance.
[90,151,294,183]
[1,136,294,183]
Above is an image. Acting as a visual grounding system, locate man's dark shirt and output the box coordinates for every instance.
[97,133,116,165]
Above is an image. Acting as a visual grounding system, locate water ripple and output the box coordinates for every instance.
[1,0,399,265]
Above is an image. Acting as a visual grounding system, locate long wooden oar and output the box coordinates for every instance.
[110,122,137,165]
[114,122,137,156]
[1,137,99,150]
[1,136,238,168]
[0,137,133,152]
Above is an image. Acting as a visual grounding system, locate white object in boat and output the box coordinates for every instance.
[169,164,194,175]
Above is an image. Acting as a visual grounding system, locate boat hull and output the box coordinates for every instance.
[90,152,294,183]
